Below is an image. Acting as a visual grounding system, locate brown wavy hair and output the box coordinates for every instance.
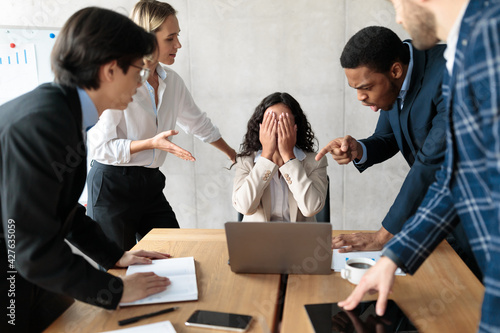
[237,92,317,158]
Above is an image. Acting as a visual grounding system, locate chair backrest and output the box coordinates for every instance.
[315,175,330,223]
[236,176,330,222]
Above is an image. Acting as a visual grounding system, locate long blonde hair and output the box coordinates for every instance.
[130,0,177,33]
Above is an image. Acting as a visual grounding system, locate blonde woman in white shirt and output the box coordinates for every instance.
[87,0,236,250]
[232,92,328,222]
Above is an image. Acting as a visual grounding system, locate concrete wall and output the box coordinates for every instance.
[2,0,410,230]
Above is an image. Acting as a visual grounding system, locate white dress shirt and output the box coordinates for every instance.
[254,147,306,221]
[87,63,221,168]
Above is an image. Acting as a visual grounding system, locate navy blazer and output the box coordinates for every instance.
[0,83,125,329]
[355,43,447,235]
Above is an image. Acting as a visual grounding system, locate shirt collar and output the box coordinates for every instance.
[443,1,469,75]
[398,42,414,103]
[254,147,306,163]
[156,63,167,80]
[77,87,99,132]
[144,63,167,92]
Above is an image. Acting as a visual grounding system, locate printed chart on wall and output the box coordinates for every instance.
[0,44,38,105]
[0,28,58,105]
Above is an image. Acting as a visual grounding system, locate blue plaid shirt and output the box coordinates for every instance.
[383,0,500,331]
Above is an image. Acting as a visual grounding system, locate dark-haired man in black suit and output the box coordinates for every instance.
[0,7,171,332]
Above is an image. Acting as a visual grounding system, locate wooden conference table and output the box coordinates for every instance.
[45,229,483,333]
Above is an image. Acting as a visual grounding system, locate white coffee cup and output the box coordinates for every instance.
[340,258,375,285]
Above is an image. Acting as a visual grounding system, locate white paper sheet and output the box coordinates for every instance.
[120,257,198,306]
[101,320,176,333]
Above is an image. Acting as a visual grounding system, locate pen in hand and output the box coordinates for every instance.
[118,306,179,326]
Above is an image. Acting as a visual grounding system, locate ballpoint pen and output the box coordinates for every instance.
[118,306,179,326]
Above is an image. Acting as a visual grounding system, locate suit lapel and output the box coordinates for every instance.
[386,103,406,155]
[400,45,425,157]
[288,189,298,222]
[262,182,272,221]
[261,173,298,222]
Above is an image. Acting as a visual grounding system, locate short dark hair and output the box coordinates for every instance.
[237,92,317,158]
[51,7,156,90]
[340,26,410,73]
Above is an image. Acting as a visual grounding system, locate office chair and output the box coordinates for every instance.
[315,176,330,223]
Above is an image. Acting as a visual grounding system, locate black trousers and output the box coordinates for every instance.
[87,161,179,251]
[1,238,74,333]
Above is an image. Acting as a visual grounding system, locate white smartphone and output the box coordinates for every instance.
[185,310,253,332]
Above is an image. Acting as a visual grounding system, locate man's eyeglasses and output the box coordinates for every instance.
[130,64,150,84]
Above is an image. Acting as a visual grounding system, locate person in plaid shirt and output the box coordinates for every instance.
[339,0,500,331]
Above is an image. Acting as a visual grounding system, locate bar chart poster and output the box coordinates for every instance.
[0,43,38,105]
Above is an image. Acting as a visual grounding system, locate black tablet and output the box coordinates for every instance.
[304,300,418,333]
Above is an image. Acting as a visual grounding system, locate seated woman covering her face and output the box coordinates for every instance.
[232,92,328,222]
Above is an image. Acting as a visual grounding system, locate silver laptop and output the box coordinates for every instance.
[225,222,332,275]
